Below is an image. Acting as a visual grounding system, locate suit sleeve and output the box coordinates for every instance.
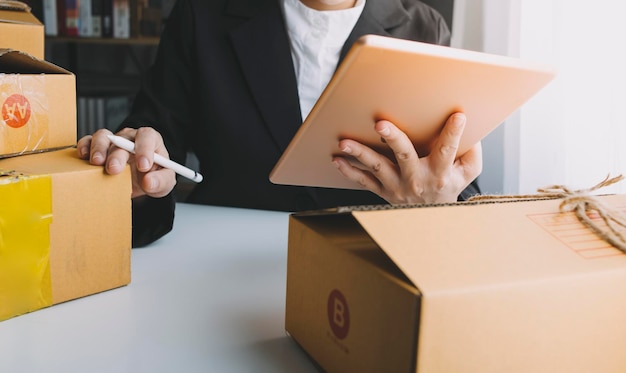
[119,0,197,247]
[131,193,176,248]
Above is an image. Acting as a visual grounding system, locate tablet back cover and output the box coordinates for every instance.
[270,34,556,190]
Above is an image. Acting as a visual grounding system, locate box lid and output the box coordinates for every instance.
[345,195,626,295]
[0,49,71,74]
[0,1,41,26]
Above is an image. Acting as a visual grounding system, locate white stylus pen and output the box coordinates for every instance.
[107,134,203,183]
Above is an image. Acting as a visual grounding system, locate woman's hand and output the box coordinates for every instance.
[332,113,482,204]
[76,127,177,199]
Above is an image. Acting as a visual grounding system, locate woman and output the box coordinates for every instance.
[78,0,482,246]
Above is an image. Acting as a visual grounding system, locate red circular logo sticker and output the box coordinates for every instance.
[2,94,31,128]
[327,289,350,340]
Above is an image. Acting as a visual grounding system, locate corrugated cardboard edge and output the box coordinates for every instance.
[0,48,72,74]
[0,145,75,160]
[0,3,41,26]
[292,197,562,217]
[0,1,31,12]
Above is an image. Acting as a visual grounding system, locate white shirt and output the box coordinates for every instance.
[281,0,365,122]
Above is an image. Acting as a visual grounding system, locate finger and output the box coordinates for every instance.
[456,141,483,182]
[374,119,420,179]
[139,168,177,198]
[76,135,92,159]
[116,127,177,198]
[130,127,170,173]
[337,138,399,186]
[332,156,384,194]
[102,128,138,175]
[105,146,132,175]
[430,113,466,174]
[88,128,115,166]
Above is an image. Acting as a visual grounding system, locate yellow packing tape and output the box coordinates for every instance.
[0,171,53,321]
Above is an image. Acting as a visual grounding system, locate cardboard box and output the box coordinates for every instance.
[0,148,131,322]
[0,2,44,59]
[0,49,76,158]
[286,195,626,372]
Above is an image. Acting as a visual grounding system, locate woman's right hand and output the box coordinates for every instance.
[76,127,177,199]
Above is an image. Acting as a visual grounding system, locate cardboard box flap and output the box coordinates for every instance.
[0,49,70,74]
[0,2,41,25]
[349,195,626,295]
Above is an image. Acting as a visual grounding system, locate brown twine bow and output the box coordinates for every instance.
[468,174,626,253]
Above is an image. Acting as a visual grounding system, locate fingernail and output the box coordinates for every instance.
[92,152,104,163]
[109,158,121,170]
[147,177,158,191]
[332,160,340,168]
[78,146,87,158]
[139,157,150,171]
[341,145,352,154]
[452,114,466,127]
[377,123,391,136]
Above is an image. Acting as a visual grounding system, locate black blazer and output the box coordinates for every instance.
[125,0,480,246]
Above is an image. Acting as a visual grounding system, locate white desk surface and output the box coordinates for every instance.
[0,203,318,373]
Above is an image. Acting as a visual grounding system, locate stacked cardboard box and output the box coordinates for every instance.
[0,48,76,156]
[0,1,43,59]
[0,2,132,322]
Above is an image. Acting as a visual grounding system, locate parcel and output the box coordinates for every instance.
[0,48,76,158]
[0,148,131,322]
[0,1,44,59]
[286,195,626,372]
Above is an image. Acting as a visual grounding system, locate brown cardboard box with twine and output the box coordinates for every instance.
[285,176,626,372]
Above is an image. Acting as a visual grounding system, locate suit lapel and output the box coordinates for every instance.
[227,0,302,152]
[227,0,411,152]
[341,0,410,61]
